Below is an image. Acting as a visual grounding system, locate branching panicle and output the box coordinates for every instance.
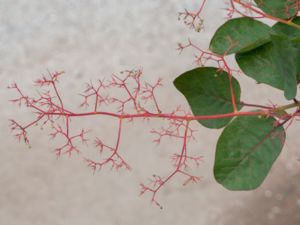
[178,0,207,32]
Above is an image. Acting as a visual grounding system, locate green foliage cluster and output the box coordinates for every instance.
[174,0,299,190]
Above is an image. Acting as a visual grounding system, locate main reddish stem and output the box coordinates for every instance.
[44,109,267,121]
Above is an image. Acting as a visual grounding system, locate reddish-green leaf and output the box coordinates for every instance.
[254,0,298,19]
[209,17,271,55]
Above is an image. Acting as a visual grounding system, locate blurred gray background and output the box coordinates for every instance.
[1,0,300,224]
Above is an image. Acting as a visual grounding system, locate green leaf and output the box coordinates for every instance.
[214,116,285,190]
[272,17,300,41]
[296,44,300,82]
[236,43,284,89]
[270,33,298,100]
[173,67,242,129]
[209,17,271,55]
[273,17,300,81]
[236,18,300,93]
[254,0,298,20]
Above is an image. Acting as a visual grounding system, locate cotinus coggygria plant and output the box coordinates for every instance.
[9,0,300,208]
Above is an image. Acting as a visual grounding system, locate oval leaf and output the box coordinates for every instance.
[236,19,300,97]
[173,67,242,129]
[214,116,286,190]
[254,0,298,19]
[270,33,298,100]
[273,17,300,81]
[236,42,284,90]
[209,17,271,55]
